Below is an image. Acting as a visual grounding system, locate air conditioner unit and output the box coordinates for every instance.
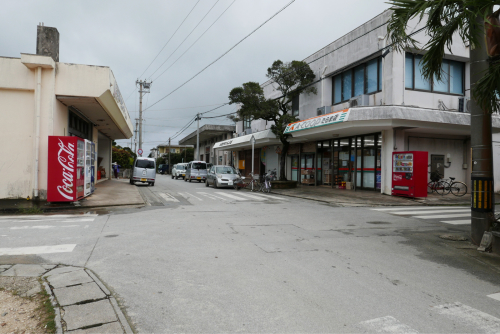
[349,94,369,108]
[244,128,253,135]
[316,106,332,116]
[458,96,470,113]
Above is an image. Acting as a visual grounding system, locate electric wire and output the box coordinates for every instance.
[152,0,236,82]
[144,0,296,112]
[139,1,201,79]
[148,0,221,80]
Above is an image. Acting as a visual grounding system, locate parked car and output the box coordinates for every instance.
[130,157,156,186]
[206,163,213,171]
[206,165,239,188]
[172,163,188,179]
[185,161,207,182]
[158,164,168,175]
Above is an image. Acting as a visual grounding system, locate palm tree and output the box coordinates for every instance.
[386,0,499,244]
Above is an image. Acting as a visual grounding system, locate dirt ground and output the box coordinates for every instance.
[0,277,53,334]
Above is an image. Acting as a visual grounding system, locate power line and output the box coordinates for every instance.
[139,1,201,79]
[148,0,221,80]
[144,0,297,112]
[153,0,236,82]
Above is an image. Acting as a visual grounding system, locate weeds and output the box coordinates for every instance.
[18,207,44,214]
[36,280,56,334]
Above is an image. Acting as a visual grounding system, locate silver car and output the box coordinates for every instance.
[130,157,156,186]
[206,165,239,188]
[185,161,208,183]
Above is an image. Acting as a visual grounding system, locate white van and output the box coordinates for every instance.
[130,157,156,186]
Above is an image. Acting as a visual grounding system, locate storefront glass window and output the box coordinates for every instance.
[291,155,299,181]
[339,139,350,183]
[376,135,382,190]
[356,137,362,187]
[363,135,376,188]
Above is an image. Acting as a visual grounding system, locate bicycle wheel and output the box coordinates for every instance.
[450,181,467,196]
[250,180,258,192]
[262,181,271,193]
[427,182,435,194]
[436,180,451,195]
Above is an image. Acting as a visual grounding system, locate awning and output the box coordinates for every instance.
[213,129,280,150]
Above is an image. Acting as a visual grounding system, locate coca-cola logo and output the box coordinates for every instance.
[56,139,75,200]
[393,174,403,181]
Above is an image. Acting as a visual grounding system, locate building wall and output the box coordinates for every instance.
[493,133,500,193]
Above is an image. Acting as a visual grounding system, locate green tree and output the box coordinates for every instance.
[112,147,132,169]
[386,1,500,243]
[228,60,317,180]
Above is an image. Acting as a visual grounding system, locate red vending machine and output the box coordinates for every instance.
[392,151,428,198]
[47,136,85,202]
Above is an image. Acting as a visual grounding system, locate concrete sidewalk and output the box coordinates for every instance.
[0,179,145,213]
[271,184,480,207]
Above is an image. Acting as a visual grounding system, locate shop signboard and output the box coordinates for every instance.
[284,109,350,134]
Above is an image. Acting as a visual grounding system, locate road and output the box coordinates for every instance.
[1,174,500,333]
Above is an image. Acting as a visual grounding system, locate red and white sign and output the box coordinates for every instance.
[138,149,143,155]
[47,136,85,202]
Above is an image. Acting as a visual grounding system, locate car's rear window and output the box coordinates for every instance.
[191,163,206,170]
[177,165,186,170]
[136,160,155,169]
[216,167,236,174]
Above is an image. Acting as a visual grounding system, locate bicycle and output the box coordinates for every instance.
[261,169,277,193]
[441,177,468,197]
[427,170,447,195]
[233,173,261,192]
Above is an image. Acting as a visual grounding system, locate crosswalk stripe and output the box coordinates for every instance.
[433,302,500,332]
[235,193,266,201]
[214,192,248,201]
[250,193,287,201]
[487,293,500,302]
[358,316,419,333]
[196,192,229,201]
[0,244,76,255]
[440,220,470,225]
[413,213,471,219]
[389,209,470,215]
[372,206,464,211]
[178,192,203,201]
[158,193,180,203]
[10,225,79,230]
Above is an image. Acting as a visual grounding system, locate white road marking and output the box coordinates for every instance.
[389,209,470,215]
[413,213,471,219]
[158,193,180,202]
[59,218,96,223]
[440,220,470,225]
[178,192,203,201]
[372,206,462,211]
[250,193,287,201]
[358,316,419,333]
[433,302,500,332]
[487,293,500,302]
[235,193,267,201]
[0,214,98,219]
[10,225,80,230]
[0,244,76,255]
[214,192,248,201]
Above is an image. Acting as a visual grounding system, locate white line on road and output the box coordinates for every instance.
[488,293,500,302]
[439,220,470,225]
[214,192,248,201]
[0,214,98,219]
[433,302,500,332]
[196,192,227,201]
[235,193,266,201]
[358,316,419,333]
[250,193,287,201]
[178,192,203,201]
[372,206,464,211]
[413,213,471,219]
[10,225,80,230]
[389,209,470,215]
[0,244,76,255]
[158,193,180,202]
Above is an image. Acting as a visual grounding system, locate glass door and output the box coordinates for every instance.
[291,155,299,181]
[301,154,315,185]
[338,138,351,182]
[362,135,376,188]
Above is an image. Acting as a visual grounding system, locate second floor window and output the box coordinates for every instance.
[292,95,299,116]
[243,116,251,130]
[332,57,382,105]
[405,53,464,95]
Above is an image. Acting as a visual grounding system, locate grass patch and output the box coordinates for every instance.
[19,207,45,214]
[36,280,56,334]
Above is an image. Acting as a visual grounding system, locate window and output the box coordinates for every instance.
[405,53,464,95]
[332,56,383,105]
[136,160,155,169]
[192,162,206,169]
[243,116,251,130]
[292,95,299,116]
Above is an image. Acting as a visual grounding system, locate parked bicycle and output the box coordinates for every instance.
[441,177,468,197]
[233,172,261,192]
[261,169,277,193]
[427,170,446,195]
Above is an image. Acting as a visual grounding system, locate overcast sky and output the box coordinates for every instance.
[1,0,392,154]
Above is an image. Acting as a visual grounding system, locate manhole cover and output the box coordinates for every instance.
[439,234,467,241]
[366,221,392,225]
[104,234,119,238]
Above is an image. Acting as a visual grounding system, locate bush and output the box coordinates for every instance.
[112,147,132,168]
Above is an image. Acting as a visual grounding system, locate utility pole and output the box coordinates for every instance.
[134,118,139,155]
[196,113,200,161]
[470,9,495,244]
[136,79,152,156]
[168,138,171,174]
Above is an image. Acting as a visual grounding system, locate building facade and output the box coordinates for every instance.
[179,125,235,166]
[214,10,500,194]
[0,25,133,200]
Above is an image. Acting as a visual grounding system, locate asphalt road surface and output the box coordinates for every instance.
[1,174,500,333]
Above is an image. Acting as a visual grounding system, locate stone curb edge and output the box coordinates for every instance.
[42,280,63,334]
[0,202,146,214]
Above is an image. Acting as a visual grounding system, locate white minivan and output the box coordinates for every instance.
[184,161,207,183]
[130,157,156,186]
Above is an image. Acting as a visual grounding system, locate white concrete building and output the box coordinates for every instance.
[215,9,500,194]
[179,125,235,166]
[0,25,133,200]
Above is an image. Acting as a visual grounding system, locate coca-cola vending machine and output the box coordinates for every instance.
[47,136,85,202]
[90,142,96,194]
[392,151,428,198]
[84,140,92,197]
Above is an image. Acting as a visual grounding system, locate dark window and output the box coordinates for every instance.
[191,162,206,169]
[405,53,464,95]
[68,110,92,140]
[243,116,251,130]
[136,160,155,169]
[292,95,299,116]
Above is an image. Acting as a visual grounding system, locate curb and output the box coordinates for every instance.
[0,202,146,214]
[42,280,63,334]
